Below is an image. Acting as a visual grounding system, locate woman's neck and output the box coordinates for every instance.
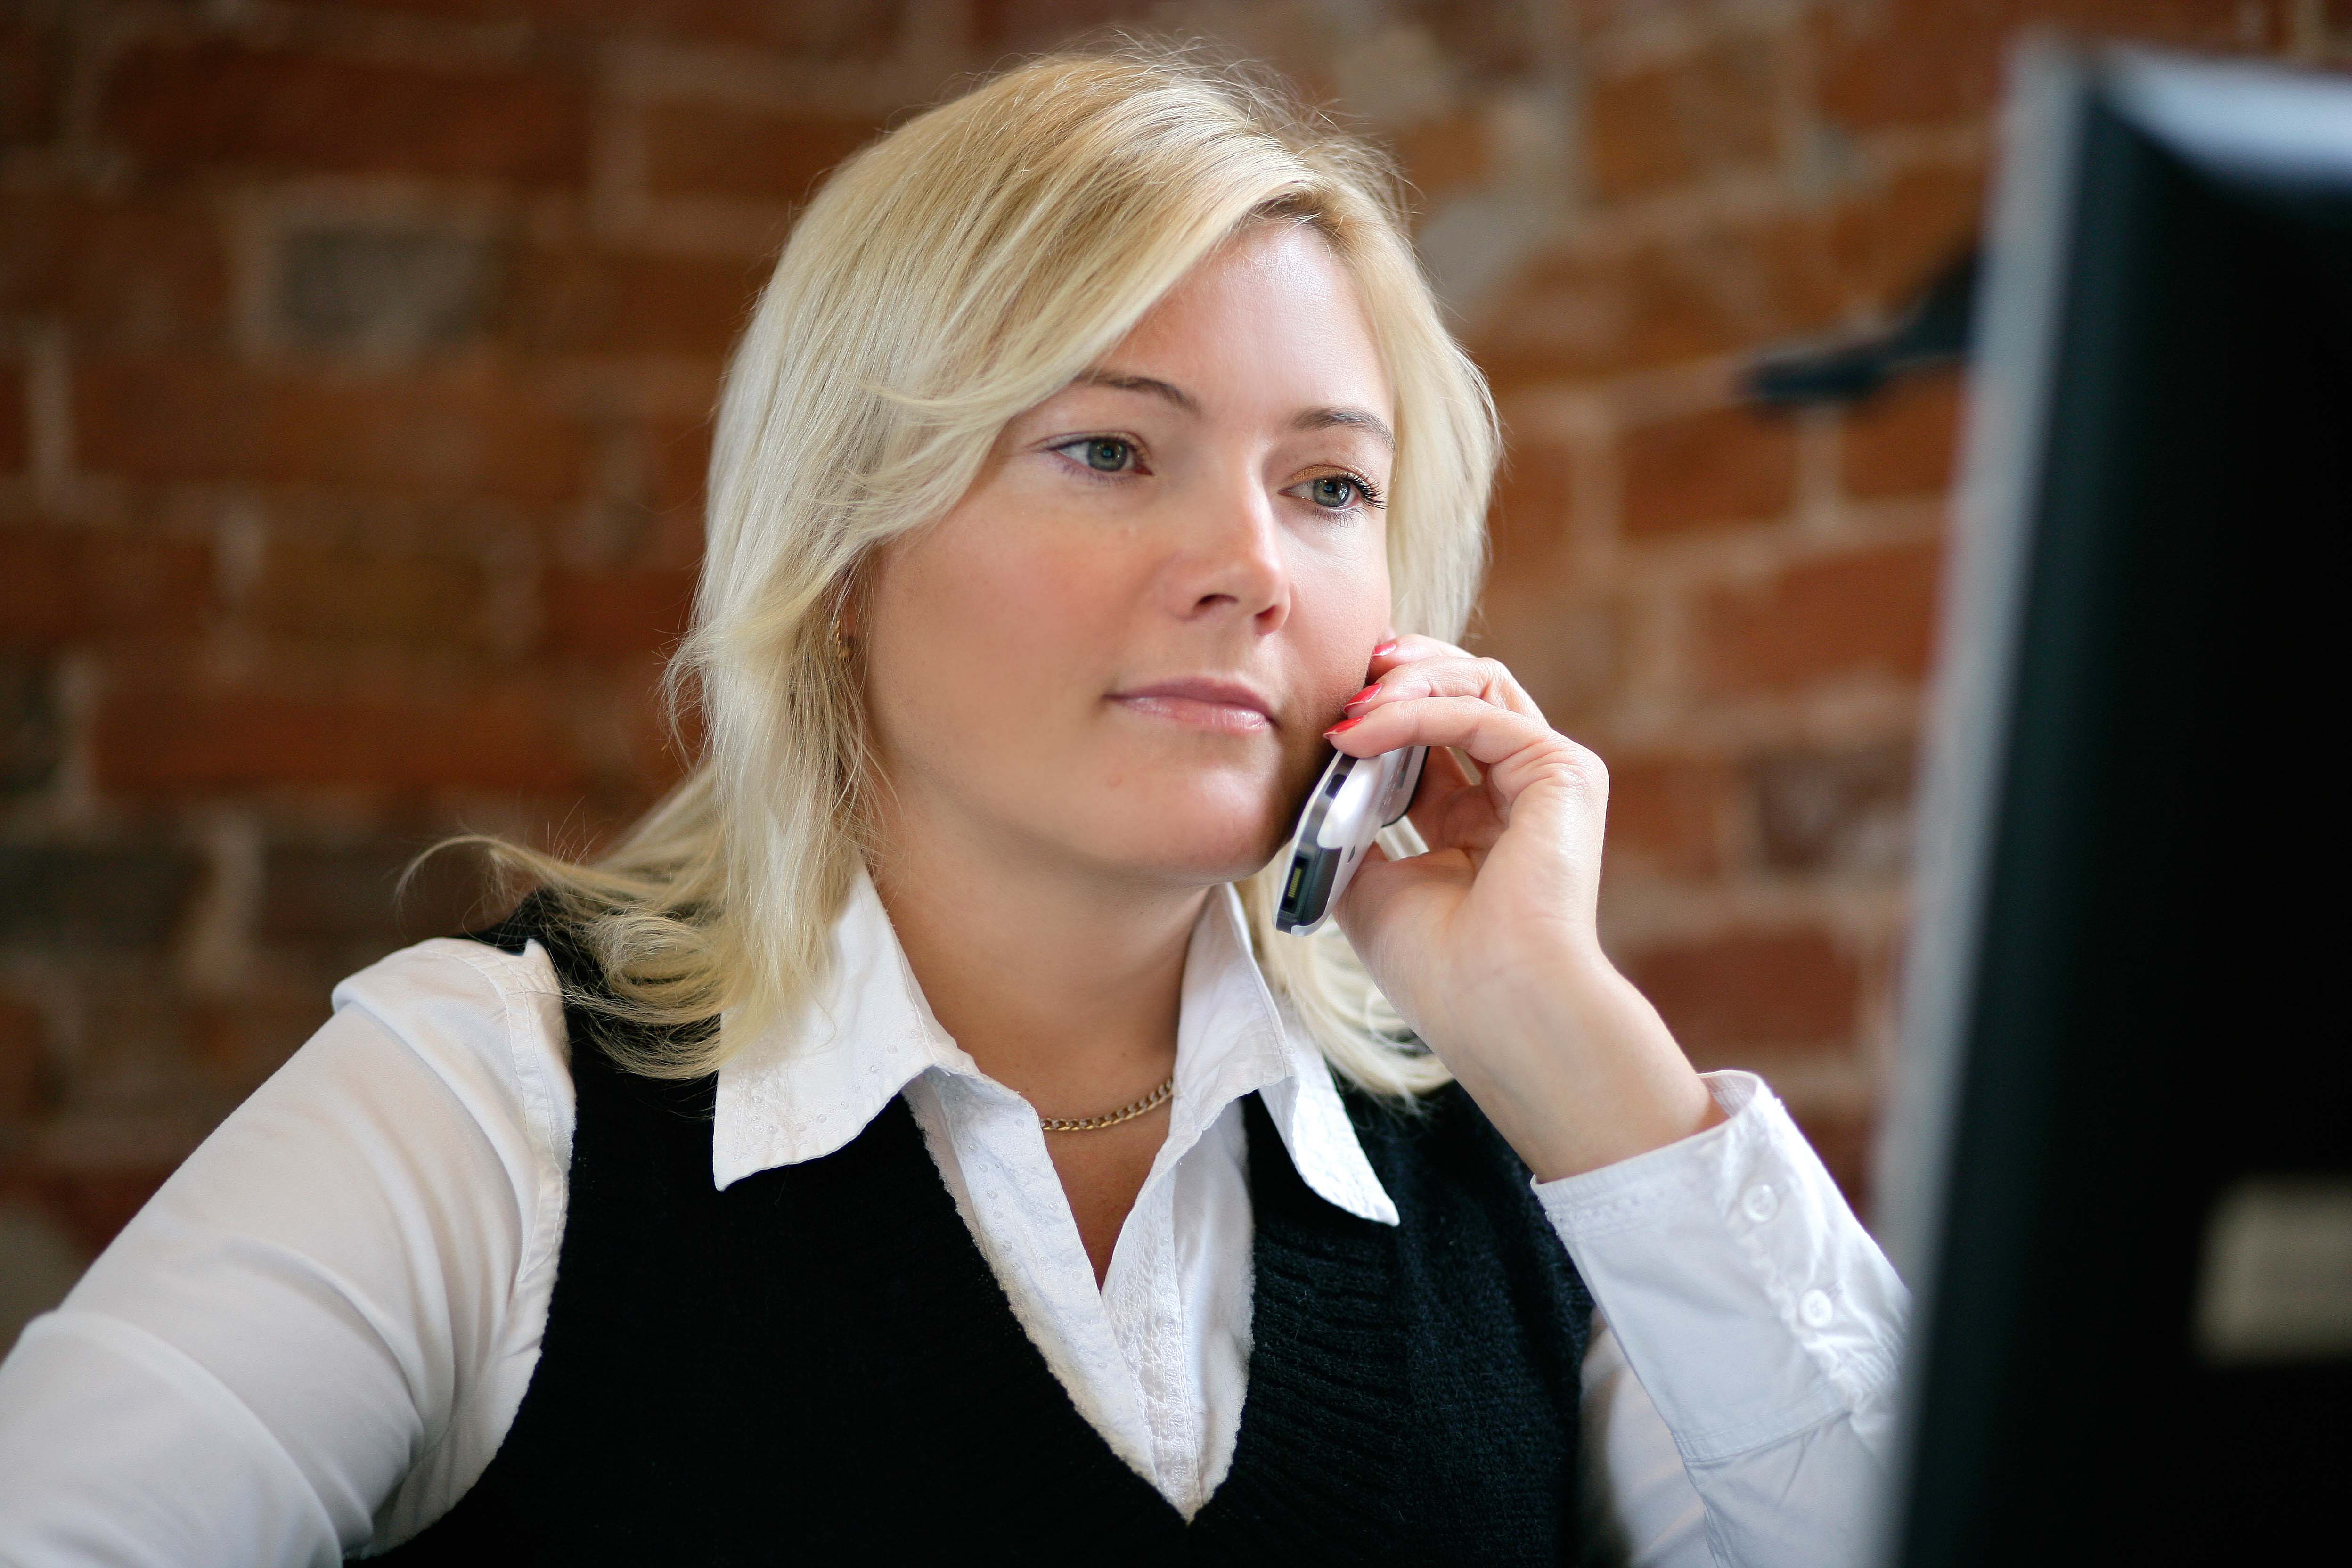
[866,809,1207,1121]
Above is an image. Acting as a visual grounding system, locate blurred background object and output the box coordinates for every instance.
[2,0,2344,1349]
[1869,44,2351,1561]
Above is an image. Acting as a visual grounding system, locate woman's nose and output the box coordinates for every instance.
[1172,480,1291,632]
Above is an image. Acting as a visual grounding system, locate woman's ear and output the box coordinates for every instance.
[829,562,871,643]
[824,572,864,664]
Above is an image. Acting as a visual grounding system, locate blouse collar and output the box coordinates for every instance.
[710,866,1399,1227]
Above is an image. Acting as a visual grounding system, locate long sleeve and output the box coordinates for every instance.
[0,940,571,1566]
[1545,1070,1909,1568]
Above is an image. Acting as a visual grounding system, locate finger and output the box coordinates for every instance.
[1327,694,1603,808]
[1345,652,1545,725]
[1332,635,1452,727]
[1365,632,1461,678]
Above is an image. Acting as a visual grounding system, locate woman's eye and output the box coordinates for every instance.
[1057,437,1136,473]
[1306,475,1359,509]
[1290,473,1379,512]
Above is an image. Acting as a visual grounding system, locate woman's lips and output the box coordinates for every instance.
[1108,678,1276,734]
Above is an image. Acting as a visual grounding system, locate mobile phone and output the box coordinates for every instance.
[1274,744,1428,936]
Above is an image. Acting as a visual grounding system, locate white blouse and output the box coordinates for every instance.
[0,873,1907,1565]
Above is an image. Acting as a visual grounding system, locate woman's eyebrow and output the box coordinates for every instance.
[1067,370,1392,453]
[1072,368,1200,413]
[1296,406,1395,452]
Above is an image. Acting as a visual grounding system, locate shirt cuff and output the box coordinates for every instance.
[1532,1071,1909,1464]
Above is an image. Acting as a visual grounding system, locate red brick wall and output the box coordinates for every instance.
[3,0,2344,1333]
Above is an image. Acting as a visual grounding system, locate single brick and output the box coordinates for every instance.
[542,564,698,660]
[969,0,1135,49]
[0,1200,89,1356]
[275,225,504,356]
[1572,0,1659,39]
[1469,594,1620,733]
[1814,0,2245,137]
[338,0,904,56]
[1813,0,2010,134]
[1414,0,1545,77]
[509,246,760,359]
[1586,40,1780,204]
[0,988,49,1121]
[641,104,882,204]
[1699,539,1942,694]
[1391,114,1490,206]
[0,659,61,796]
[1740,207,1866,339]
[250,539,490,653]
[1828,163,1987,319]
[0,353,23,474]
[1789,1101,1873,1217]
[72,358,593,504]
[187,989,336,1097]
[0,843,204,948]
[1587,62,1698,202]
[606,679,692,792]
[1843,370,1964,502]
[9,1166,174,1260]
[1621,925,1861,1056]
[0,524,214,653]
[1604,754,1730,877]
[1747,738,1916,874]
[647,416,715,530]
[1478,232,1780,388]
[91,684,592,796]
[1501,210,1853,374]
[103,41,590,185]
[1622,404,1798,538]
[0,190,232,351]
[1486,437,1576,579]
[0,13,59,148]
[257,837,498,955]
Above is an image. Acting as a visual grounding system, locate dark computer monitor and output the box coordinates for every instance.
[1874,44,2352,1567]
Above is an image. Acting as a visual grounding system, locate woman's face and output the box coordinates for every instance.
[861,221,1397,888]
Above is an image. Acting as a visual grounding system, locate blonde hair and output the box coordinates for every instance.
[475,46,1496,1097]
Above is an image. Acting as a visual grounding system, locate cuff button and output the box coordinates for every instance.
[1799,1289,1835,1329]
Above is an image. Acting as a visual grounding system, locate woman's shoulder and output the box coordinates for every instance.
[17,925,587,1559]
[327,927,578,1172]
[334,928,564,1028]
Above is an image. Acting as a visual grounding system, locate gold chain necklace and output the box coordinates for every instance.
[1037,1073,1176,1133]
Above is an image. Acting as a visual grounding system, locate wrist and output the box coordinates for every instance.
[1436,951,1722,1183]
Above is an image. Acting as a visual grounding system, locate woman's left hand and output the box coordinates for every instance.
[1329,635,1723,1180]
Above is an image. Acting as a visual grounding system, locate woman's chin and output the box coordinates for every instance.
[1088,810,1289,887]
[1045,762,1303,884]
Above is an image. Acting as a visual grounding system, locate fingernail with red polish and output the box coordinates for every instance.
[1371,638,1399,657]
[1344,684,1380,710]
[1324,716,1365,737]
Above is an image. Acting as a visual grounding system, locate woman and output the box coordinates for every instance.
[0,49,1905,1565]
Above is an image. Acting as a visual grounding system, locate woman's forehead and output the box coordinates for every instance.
[1076,226,1394,429]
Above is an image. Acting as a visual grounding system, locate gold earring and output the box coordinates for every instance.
[831,622,852,662]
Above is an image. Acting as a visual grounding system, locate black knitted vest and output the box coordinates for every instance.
[375,901,1592,1566]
